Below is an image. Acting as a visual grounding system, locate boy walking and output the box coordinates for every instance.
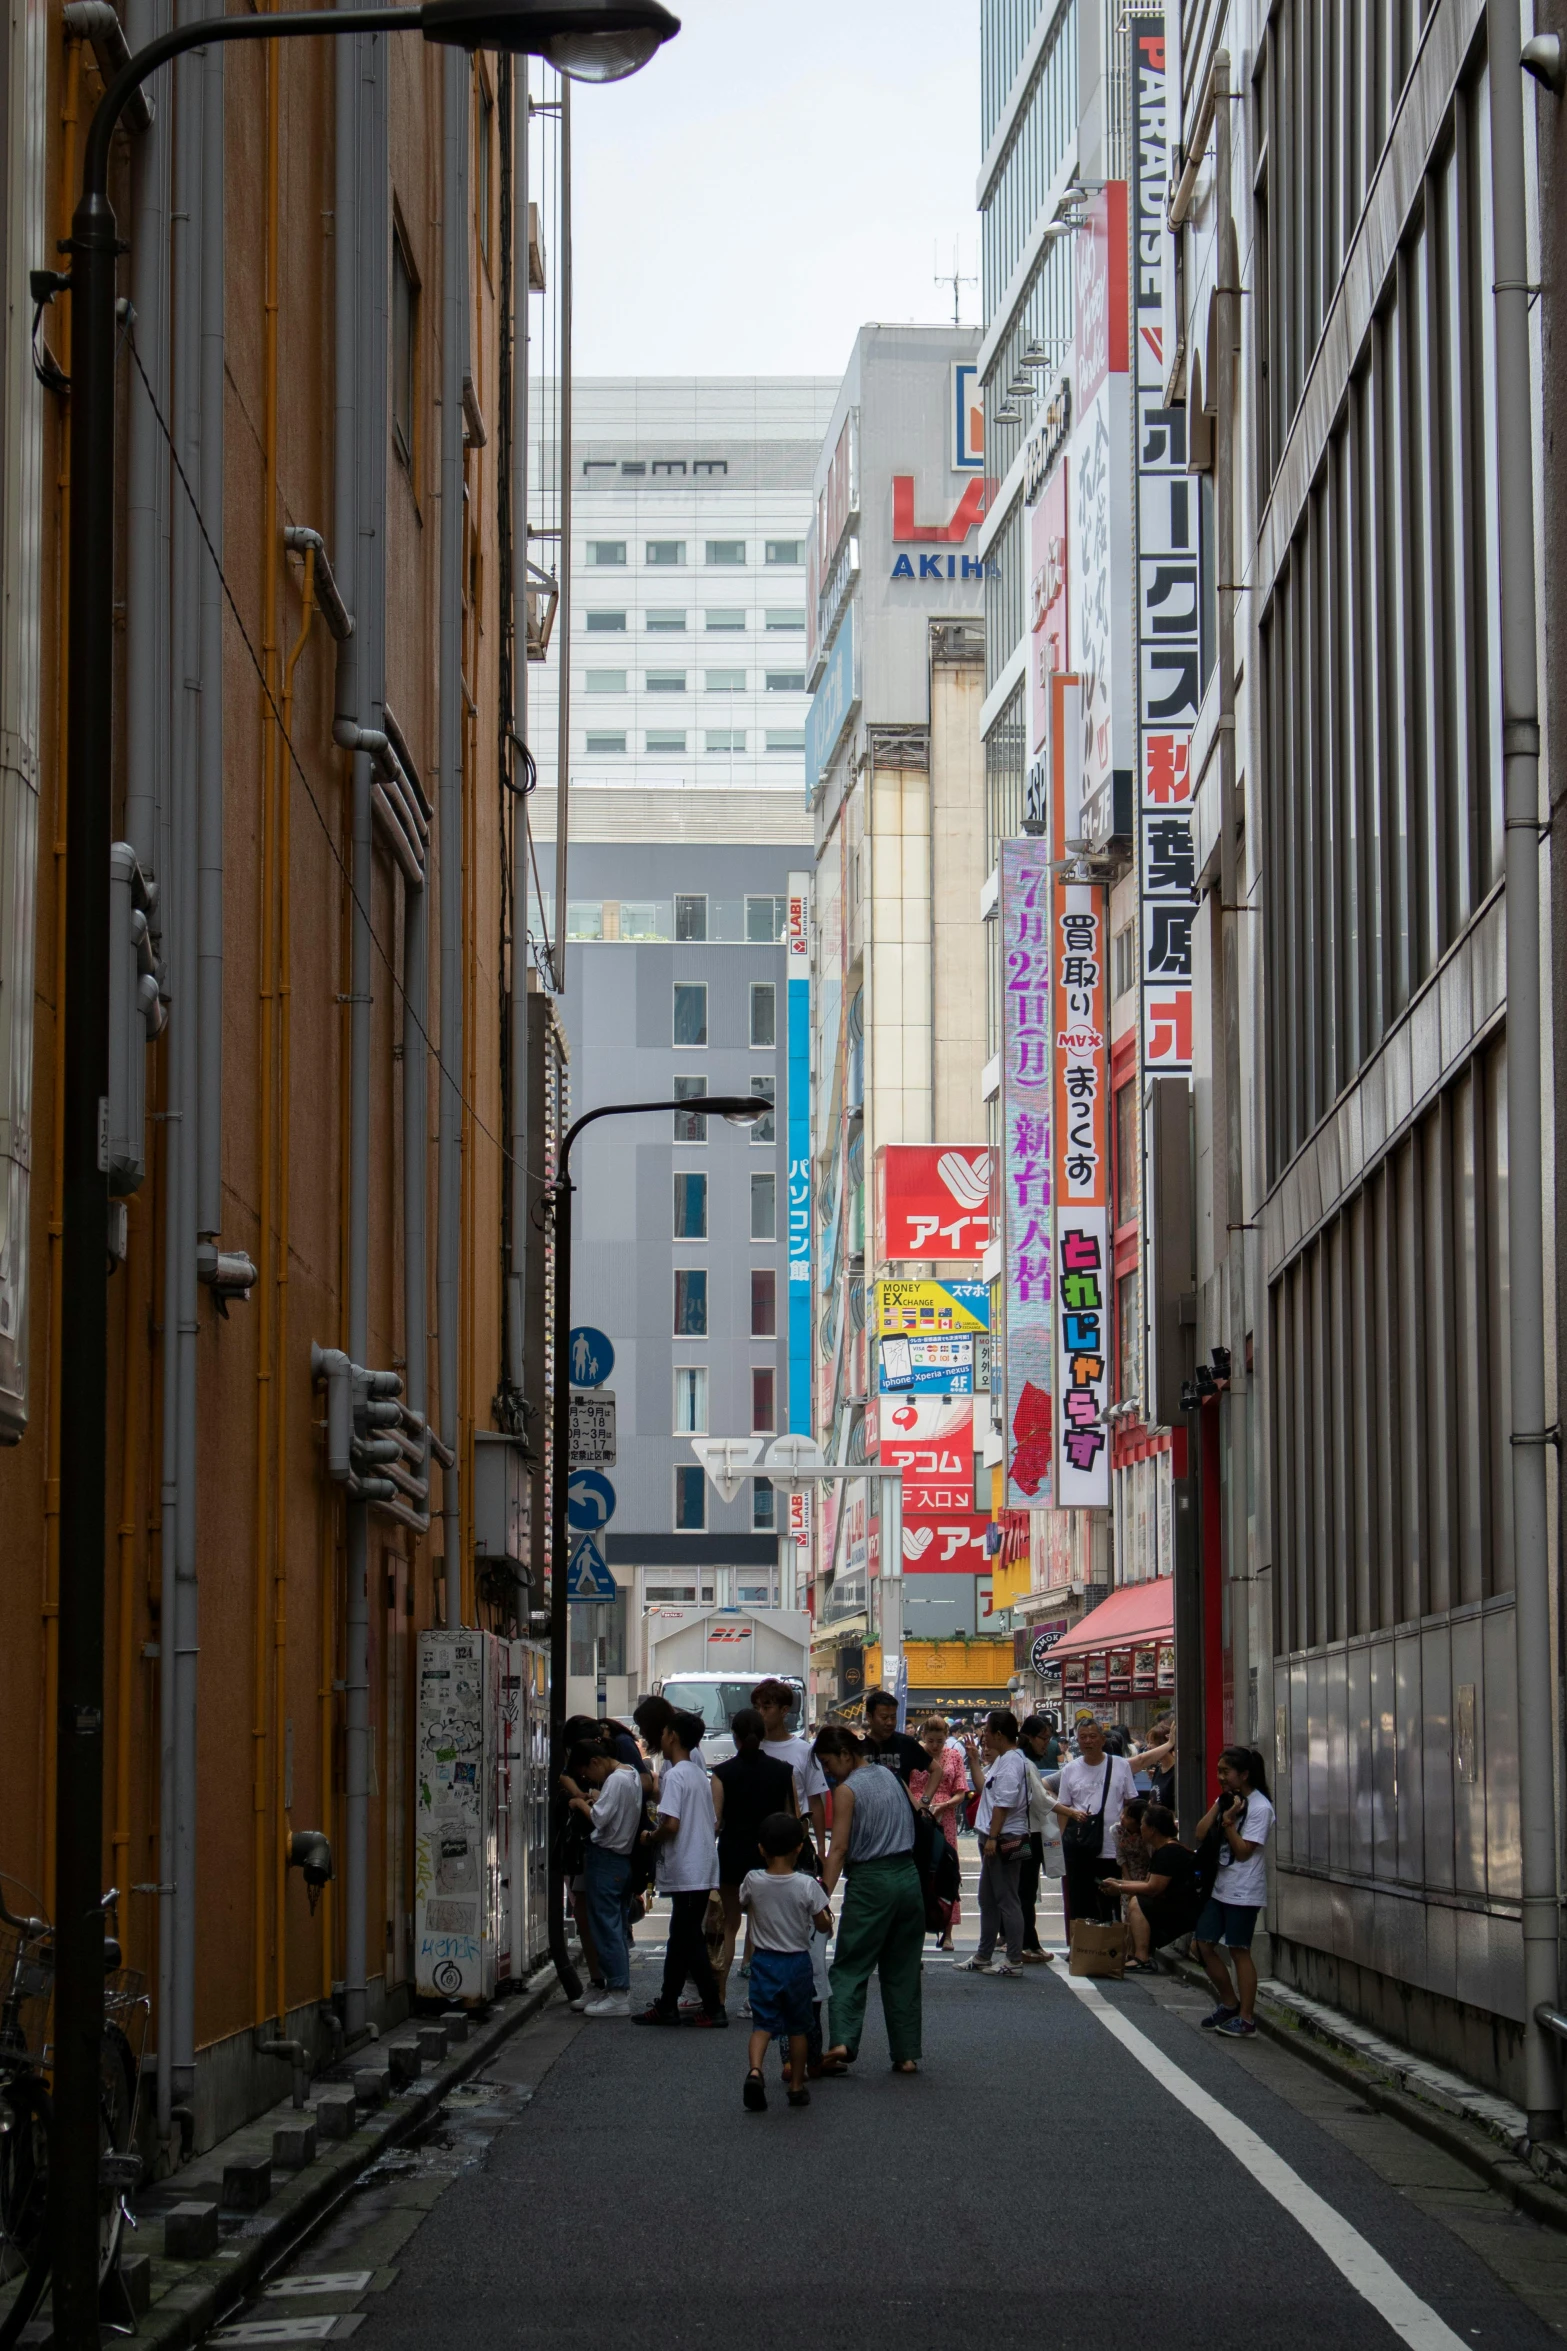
[738,1813,832,2110]
[559,1745,643,2018]
[633,1710,726,2028]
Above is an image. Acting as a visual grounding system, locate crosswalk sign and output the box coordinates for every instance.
[566,1533,616,1602]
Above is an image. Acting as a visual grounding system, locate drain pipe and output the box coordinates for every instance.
[506,59,529,1389]
[437,45,468,1634]
[195,41,225,1289]
[1490,0,1560,2144]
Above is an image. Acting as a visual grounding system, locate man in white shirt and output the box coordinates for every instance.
[633,1711,726,2029]
[560,1749,643,2019]
[1053,1716,1140,1928]
[956,1711,1033,1976]
[751,1679,829,1861]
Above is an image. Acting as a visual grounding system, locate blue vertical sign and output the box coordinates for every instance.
[786,875,812,1433]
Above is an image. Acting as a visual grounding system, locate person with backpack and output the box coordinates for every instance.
[813,1724,924,2074]
[1052,1715,1140,1928]
[1193,1745,1276,2037]
[1102,1801,1203,1971]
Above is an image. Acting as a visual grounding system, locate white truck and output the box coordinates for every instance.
[641,1604,810,1765]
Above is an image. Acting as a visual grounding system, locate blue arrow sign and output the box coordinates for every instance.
[566,1533,616,1602]
[568,1326,615,1389]
[566,1467,616,1531]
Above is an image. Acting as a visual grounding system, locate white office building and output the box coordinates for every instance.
[526,377,840,816]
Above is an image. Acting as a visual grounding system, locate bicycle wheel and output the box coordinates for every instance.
[98,2024,138,2284]
[0,2075,50,2284]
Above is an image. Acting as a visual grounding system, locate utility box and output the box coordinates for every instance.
[472,1431,530,1563]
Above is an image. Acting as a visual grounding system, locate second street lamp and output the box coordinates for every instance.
[48,6,678,2344]
[545,1094,772,2001]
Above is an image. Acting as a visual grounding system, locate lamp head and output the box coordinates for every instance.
[720,1094,773,1129]
[418,0,680,75]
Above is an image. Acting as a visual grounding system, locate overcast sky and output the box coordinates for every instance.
[566,0,983,380]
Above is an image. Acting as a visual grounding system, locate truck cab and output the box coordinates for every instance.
[650,1672,808,1767]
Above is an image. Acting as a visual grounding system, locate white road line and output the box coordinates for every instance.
[1060,1975,1469,2351]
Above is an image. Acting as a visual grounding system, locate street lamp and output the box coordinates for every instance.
[545,1095,771,2000]
[48,6,677,2342]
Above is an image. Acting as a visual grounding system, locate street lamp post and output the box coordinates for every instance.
[49,6,676,2340]
[545,1094,771,2000]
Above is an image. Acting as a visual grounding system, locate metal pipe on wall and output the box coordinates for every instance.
[506,56,528,1391]
[549,73,570,980]
[1487,0,1560,2144]
[437,44,468,1634]
[195,42,224,1269]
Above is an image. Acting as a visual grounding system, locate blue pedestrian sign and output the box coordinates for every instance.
[567,1468,616,1531]
[568,1327,614,1389]
[566,1533,616,1602]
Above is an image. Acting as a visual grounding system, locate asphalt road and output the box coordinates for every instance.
[225,1873,1567,2351]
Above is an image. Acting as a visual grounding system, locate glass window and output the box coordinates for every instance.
[750,981,776,1047]
[675,1268,709,1336]
[620,901,662,938]
[646,670,687,693]
[749,1073,775,1140]
[705,609,746,631]
[705,669,746,692]
[765,671,806,693]
[584,669,626,693]
[751,1171,776,1239]
[585,610,627,632]
[674,1366,708,1433]
[765,539,802,565]
[675,895,707,941]
[587,540,627,566]
[706,540,746,565]
[584,732,627,755]
[673,981,707,1044]
[392,233,416,469]
[673,1075,707,1140]
[752,1477,776,1531]
[764,608,806,631]
[1115,1084,1139,1229]
[750,1267,777,1336]
[646,540,685,566]
[751,1372,776,1435]
[646,610,687,633]
[745,896,785,944]
[765,731,806,753]
[646,730,687,755]
[674,1170,708,1238]
[1117,1269,1142,1402]
[705,730,745,754]
[674,1464,707,1530]
[567,902,603,938]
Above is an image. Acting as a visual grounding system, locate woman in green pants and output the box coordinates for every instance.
[814,1725,924,2074]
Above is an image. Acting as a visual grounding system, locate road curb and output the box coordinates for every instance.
[113,1969,560,2351]
[1163,1954,1567,2236]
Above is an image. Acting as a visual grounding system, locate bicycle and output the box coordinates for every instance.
[0,1879,149,2307]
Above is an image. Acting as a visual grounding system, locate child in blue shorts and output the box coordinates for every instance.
[738,1813,833,2111]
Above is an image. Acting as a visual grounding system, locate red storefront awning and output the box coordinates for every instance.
[1047,1578,1174,1662]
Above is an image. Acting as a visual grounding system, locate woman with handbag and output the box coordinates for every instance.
[956,1710,1033,1976]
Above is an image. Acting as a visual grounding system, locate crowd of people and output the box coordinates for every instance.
[556,1682,1277,2108]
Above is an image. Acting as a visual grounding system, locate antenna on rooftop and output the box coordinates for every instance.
[934,239,978,327]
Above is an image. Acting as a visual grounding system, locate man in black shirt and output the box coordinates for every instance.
[862,1690,928,1785]
[1102,1800,1200,1969]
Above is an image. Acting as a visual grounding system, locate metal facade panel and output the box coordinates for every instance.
[1290,1657,1309,1863]
[1482,1605,1521,1904]
[1327,1648,1351,1875]
[1347,1644,1374,1877]
[1420,1625,1455,1892]
[1306,1653,1330,1870]
[1423,1895,1457,2001]
[1369,1638,1398,1880]
[1450,1612,1487,1897]
[1394,1634,1424,1884]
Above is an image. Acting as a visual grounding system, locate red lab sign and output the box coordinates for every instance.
[875,1145,993,1264]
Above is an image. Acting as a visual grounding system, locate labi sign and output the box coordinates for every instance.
[888,475,993,582]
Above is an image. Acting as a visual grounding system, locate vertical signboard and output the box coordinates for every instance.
[1000,840,1053,1507]
[1050,875,1111,1503]
[787,873,812,1432]
[1069,183,1134,849]
[1132,16,1197,1074]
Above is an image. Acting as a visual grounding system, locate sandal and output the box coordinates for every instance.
[891,2059,918,2074]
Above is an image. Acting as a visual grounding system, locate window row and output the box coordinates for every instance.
[674,1267,778,1338]
[674,1465,777,1533]
[673,1075,775,1140]
[585,539,802,569]
[582,670,807,694]
[582,730,806,759]
[673,1170,780,1241]
[673,1365,778,1437]
[584,608,805,634]
[1270,1036,1512,1656]
[557,899,789,947]
[1261,62,1502,1174]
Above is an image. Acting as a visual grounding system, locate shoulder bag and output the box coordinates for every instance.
[1061,1758,1114,1854]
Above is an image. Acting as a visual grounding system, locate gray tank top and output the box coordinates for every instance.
[845,1760,916,1862]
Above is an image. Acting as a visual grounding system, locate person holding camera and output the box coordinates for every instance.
[1193,1746,1275,2036]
